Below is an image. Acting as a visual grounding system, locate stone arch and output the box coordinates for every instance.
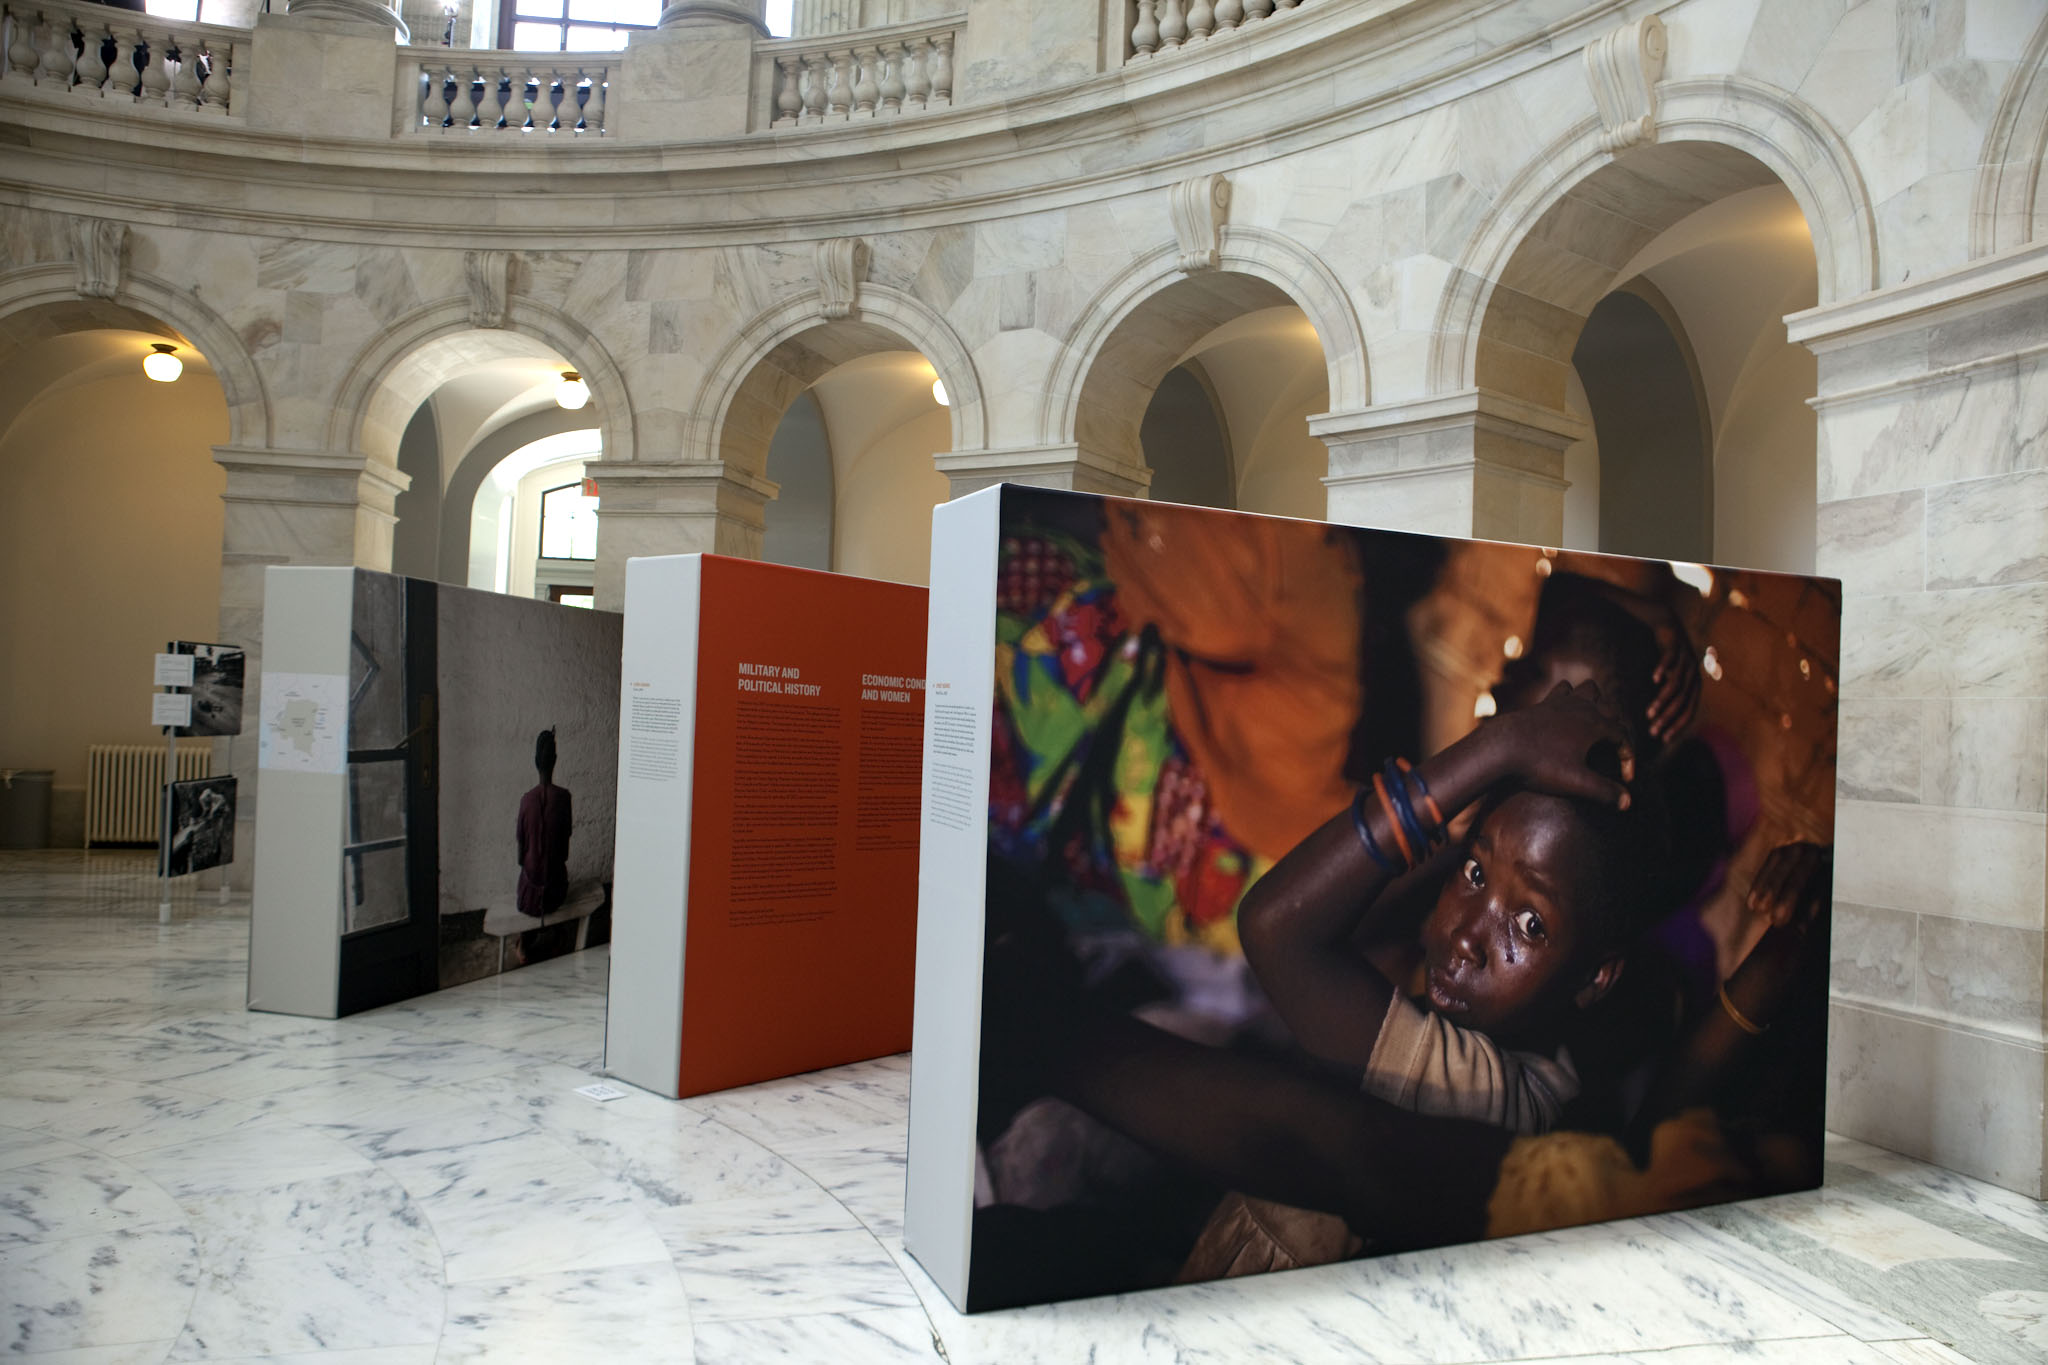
[693,283,986,478]
[1042,225,1368,467]
[0,263,273,448]
[1972,9,2048,258]
[1430,75,1878,404]
[327,295,635,469]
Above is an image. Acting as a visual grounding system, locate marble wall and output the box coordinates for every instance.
[1,0,2045,1191]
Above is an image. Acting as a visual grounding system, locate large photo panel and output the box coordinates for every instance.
[909,485,1839,1311]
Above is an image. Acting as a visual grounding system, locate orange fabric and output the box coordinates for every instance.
[1100,503,1363,862]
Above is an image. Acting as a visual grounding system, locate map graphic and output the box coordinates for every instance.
[259,672,347,774]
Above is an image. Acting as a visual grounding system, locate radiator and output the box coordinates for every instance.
[85,744,212,847]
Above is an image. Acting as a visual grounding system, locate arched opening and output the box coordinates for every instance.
[727,321,954,586]
[0,311,227,846]
[1074,275,1334,517]
[363,332,603,593]
[1482,148,1819,571]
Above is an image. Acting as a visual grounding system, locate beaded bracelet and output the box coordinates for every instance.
[1349,784,1397,874]
[1383,758,1432,860]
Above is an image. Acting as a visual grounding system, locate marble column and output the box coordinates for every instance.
[934,445,1150,500]
[1789,242,2048,1198]
[246,6,405,141]
[212,446,409,888]
[586,459,776,610]
[1313,390,1581,544]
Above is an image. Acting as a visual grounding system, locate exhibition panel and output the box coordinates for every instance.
[606,554,928,1099]
[907,485,1841,1311]
[248,566,623,1018]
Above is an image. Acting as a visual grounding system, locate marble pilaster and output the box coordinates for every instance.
[1312,390,1582,544]
[933,445,1149,500]
[245,11,405,141]
[611,12,763,141]
[211,446,409,887]
[1792,240,2048,1198]
[585,460,775,610]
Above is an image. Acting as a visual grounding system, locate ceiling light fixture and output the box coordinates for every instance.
[143,343,183,383]
[931,377,949,407]
[555,370,590,410]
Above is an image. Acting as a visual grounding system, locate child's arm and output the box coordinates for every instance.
[1633,840,1830,1134]
[1238,681,1633,1068]
[1036,995,1512,1241]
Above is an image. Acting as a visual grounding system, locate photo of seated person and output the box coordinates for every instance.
[965,492,1837,1310]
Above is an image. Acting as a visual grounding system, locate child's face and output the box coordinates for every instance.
[1419,792,1607,1039]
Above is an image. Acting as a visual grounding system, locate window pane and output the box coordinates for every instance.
[565,24,633,50]
[558,593,595,609]
[540,483,600,561]
[145,0,200,19]
[515,20,567,49]
[517,0,565,16]
[343,844,408,934]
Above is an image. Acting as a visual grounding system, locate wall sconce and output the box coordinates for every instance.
[555,370,590,410]
[143,343,183,383]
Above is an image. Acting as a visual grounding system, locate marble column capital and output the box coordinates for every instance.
[213,446,411,509]
[934,445,1150,499]
[584,459,778,514]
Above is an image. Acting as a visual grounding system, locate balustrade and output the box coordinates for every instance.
[763,14,957,130]
[1128,0,1297,60]
[0,0,241,116]
[410,51,609,135]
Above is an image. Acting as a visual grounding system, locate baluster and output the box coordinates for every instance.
[420,62,448,128]
[1272,0,1297,9]
[582,70,604,133]
[74,18,108,97]
[448,63,476,129]
[1186,0,1213,41]
[139,36,170,105]
[5,8,38,82]
[222,41,242,114]
[801,52,829,122]
[826,50,851,118]
[496,65,519,131]
[851,45,877,116]
[1242,0,1272,19]
[33,15,73,88]
[1130,0,1159,58]
[523,67,546,131]
[197,44,227,113]
[104,27,139,99]
[1157,0,1186,49]
[773,54,800,125]
[1214,0,1241,31]
[901,37,928,110]
[878,41,903,114]
[928,32,950,105]
[168,37,201,109]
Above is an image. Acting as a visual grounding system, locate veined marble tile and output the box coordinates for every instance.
[1655,1211,1921,1342]
[126,1119,376,1198]
[1914,916,2043,1032]
[168,1244,443,1361]
[0,1342,179,1365]
[0,1122,86,1174]
[17,1079,274,1159]
[1927,469,2048,588]
[1749,1187,2018,1272]
[1872,1341,1981,1365]
[692,1308,940,1364]
[0,1225,199,1356]
[686,1062,916,1150]
[179,1167,437,1266]
[0,1151,188,1246]
[378,1128,669,1284]
[667,1215,916,1323]
[1826,1136,2048,1249]
[1834,799,2047,928]
[1977,1289,2048,1352]
[198,1349,437,1365]
[1511,1341,1926,1364]
[257,1068,475,1132]
[776,1121,910,1240]
[438,1260,693,1364]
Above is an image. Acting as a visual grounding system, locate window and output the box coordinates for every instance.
[539,481,599,561]
[501,0,660,52]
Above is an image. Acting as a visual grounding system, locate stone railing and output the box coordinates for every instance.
[760,13,959,130]
[0,0,243,115]
[406,48,610,135]
[1128,0,1307,61]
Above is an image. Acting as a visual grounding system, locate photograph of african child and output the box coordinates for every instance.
[970,487,1837,1311]
[161,775,236,877]
[169,641,246,738]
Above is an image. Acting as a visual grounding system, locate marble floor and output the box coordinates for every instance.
[3,850,2046,1364]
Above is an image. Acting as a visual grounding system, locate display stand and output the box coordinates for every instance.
[605,554,928,1099]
